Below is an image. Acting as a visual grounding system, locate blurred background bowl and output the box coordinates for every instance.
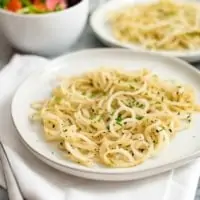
[0,0,89,57]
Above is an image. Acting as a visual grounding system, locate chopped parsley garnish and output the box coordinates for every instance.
[186,114,191,119]
[138,104,145,108]
[135,102,140,106]
[115,115,123,126]
[127,99,144,109]
[135,101,145,108]
[55,97,62,103]
[89,115,95,120]
[90,92,98,98]
[152,74,158,78]
[136,115,144,120]
[156,127,165,133]
[129,85,136,90]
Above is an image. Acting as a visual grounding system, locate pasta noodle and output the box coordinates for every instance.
[108,0,200,51]
[30,67,200,168]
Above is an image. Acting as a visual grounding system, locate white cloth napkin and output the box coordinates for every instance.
[0,54,200,200]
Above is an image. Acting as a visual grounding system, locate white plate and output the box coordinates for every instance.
[12,49,200,181]
[90,0,200,62]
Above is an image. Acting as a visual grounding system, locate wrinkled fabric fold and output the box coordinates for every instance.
[0,55,199,200]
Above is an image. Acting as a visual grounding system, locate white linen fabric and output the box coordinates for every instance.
[0,55,199,200]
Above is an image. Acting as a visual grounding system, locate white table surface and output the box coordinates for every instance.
[0,18,200,200]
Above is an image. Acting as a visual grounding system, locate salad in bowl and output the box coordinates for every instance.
[0,0,69,14]
[0,0,88,56]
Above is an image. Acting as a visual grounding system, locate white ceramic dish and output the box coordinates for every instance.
[90,0,200,63]
[12,49,200,181]
[0,0,89,57]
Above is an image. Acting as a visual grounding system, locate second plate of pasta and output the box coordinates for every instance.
[11,49,200,180]
[90,0,200,62]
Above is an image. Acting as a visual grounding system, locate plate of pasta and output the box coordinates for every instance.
[90,0,200,62]
[11,49,200,181]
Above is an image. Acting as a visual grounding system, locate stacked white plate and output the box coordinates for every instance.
[11,49,200,181]
[90,0,200,62]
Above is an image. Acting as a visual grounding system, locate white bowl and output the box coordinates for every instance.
[0,0,89,57]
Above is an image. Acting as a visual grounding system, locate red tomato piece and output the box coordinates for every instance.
[46,0,67,10]
[7,0,22,12]
[33,0,41,4]
[33,0,47,11]
[35,3,47,11]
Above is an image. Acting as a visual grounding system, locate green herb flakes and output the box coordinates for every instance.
[115,115,123,126]
[136,115,144,120]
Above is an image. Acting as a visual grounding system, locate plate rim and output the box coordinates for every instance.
[11,48,200,176]
[90,0,200,60]
[15,130,200,180]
